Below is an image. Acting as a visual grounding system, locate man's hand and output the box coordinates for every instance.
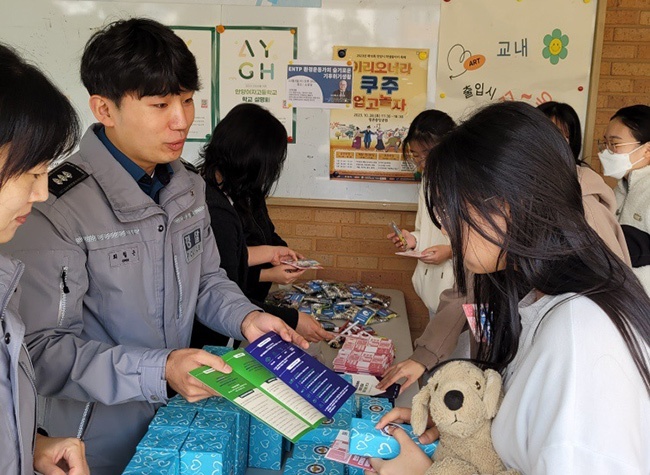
[260,264,306,284]
[387,229,416,251]
[166,349,231,402]
[296,312,334,342]
[378,359,426,394]
[241,311,309,349]
[33,434,89,475]
[367,425,432,475]
[419,245,452,265]
[375,408,440,446]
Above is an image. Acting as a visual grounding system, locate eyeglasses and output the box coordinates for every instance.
[597,139,640,153]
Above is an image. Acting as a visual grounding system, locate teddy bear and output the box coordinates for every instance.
[410,360,519,475]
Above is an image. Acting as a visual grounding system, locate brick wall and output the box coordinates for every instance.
[593,0,650,180]
[269,0,650,343]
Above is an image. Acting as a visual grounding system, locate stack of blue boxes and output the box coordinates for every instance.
[123,348,436,474]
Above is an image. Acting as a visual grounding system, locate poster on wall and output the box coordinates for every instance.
[172,26,216,141]
[329,46,429,182]
[217,25,298,141]
[286,61,354,109]
[436,0,597,138]
[99,0,320,6]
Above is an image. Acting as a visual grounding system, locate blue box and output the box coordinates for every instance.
[284,457,345,475]
[359,396,393,423]
[298,412,351,445]
[348,466,365,475]
[167,394,205,410]
[180,430,234,475]
[122,450,179,475]
[151,406,197,428]
[199,398,249,475]
[248,418,284,470]
[291,441,330,460]
[202,345,233,357]
[136,426,189,473]
[348,418,437,460]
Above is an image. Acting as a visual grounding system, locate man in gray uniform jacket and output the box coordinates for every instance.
[0,18,306,474]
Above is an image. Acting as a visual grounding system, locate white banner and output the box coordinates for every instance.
[436,0,597,132]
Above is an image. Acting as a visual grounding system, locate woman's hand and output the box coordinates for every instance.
[366,425,432,475]
[33,434,90,475]
[377,358,426,394]
[387,229,416,251]
[418,245,452,265]
[247,245,303,267]
[375,407,440,445]
[296,312,334,342]
[259,264,306,284]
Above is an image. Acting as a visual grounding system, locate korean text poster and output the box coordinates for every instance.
[436,0,597,142]
[286,61,354,109]
[329,46,429,182]
[217,25,298,140]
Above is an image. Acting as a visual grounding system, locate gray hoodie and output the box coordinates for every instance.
[0,125,260,474]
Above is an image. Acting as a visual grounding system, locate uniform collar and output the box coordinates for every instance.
[95,126,173,202]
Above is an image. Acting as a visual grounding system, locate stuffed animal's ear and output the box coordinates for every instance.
[411,386,432,436]
[483,369,503,419]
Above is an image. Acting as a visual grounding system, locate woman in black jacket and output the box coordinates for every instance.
[191,103,331,348]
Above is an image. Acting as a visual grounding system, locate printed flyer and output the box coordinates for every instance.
[286,61,354,109]
[190,332,355,442]
[329,46,429,182]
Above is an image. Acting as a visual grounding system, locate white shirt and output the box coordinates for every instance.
[410,184,454,313]
[492,292,650,474]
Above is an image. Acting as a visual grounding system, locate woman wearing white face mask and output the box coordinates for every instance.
[599,104,650,293]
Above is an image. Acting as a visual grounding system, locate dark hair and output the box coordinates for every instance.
[402,109,456,160]
[424,101,650,394]
[611,105,650,144]
[199,103,287,214]
[0,44,79,187]
[80,18,200,105]
[537,101,583,164]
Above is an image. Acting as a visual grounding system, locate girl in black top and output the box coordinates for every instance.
[191,103,331,348]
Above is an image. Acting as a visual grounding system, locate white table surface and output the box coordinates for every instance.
[246,287,417,475]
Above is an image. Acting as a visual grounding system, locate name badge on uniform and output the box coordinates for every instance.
[109,246,140,267]
[184,228,203,263]
[634,213,642,222]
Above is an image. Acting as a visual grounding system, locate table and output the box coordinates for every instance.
[247,287,418,475]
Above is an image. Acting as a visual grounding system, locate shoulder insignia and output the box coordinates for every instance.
[181,159,199,174]
[48,162,89,198]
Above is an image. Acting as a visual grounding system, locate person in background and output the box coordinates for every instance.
[598,105,650,292]
[538,101,630,265]
[371,101,650,475]
[0,43,89,475]
[384,110,459,386]
[0,19,306,474]
[192,103,332,347]
[378,101,631,395]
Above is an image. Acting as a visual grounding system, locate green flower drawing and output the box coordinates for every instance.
[542,29,569,65]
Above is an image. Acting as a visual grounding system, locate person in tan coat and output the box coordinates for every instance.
[378,101,631,393]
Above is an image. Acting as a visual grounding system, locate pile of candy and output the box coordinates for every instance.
[266,280,398,325]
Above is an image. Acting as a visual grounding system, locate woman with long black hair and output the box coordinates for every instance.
[369,101,650,474]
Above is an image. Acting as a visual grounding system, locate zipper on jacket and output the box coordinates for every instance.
[18,353,38,454]
[76,402,94,439]
[173,255,183,319]
[57,266,69,327]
